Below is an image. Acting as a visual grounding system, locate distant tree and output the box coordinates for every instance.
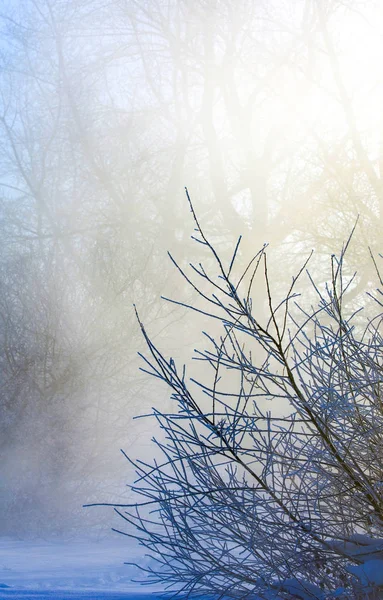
[110,194,383,599]
[2,0,383,541]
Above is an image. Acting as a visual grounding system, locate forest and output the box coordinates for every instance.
[0,0,383,598]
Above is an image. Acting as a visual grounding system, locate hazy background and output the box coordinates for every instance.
[0,0,382,541]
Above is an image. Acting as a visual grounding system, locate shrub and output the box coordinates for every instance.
[112,193,383,599]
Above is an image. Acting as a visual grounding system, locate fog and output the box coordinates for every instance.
[0,0,382,541]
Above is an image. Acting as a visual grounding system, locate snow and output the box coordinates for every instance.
[0,536,162,599]
[328,535,383,594]
[0,592,156,599]
[346,559,383,588]
[2,535,383,599]
[275,578,325,600]
[328,534,383,561]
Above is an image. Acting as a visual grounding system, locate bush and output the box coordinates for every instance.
[113,194,383,599]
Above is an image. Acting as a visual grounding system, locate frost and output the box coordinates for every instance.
[113,198,383,599]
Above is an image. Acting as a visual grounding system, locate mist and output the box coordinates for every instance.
[0,0,382,545]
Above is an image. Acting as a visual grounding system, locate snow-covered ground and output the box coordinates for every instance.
[0,593,157,599]
[0,536,163,599]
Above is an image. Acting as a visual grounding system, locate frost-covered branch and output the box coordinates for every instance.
[110,193,383,599]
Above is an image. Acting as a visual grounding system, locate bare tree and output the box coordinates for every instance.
[0,0,189,536]
[107,195,383,599]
